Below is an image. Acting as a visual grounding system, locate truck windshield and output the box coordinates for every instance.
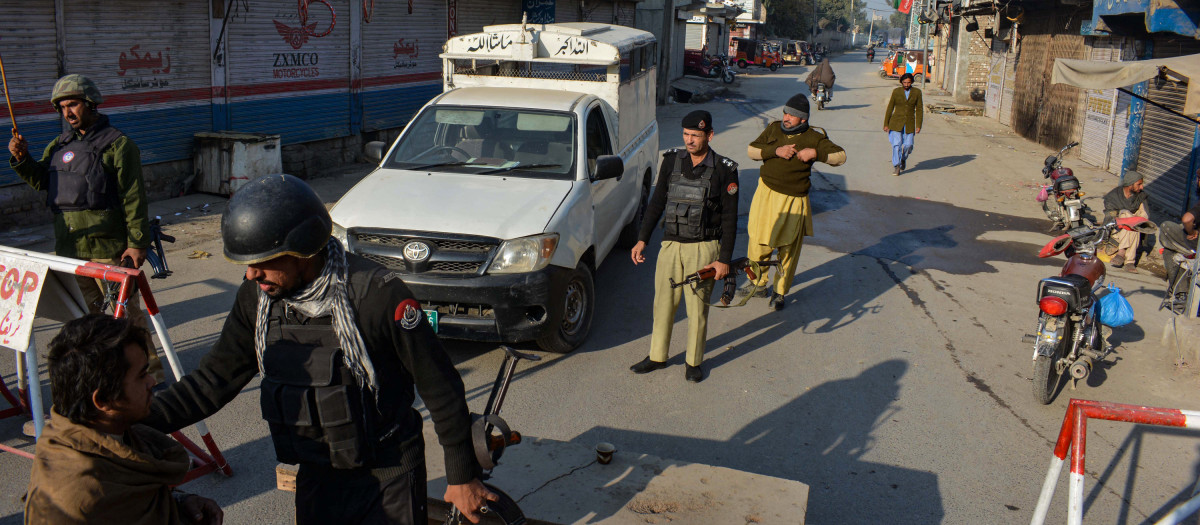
[385,106,576,179]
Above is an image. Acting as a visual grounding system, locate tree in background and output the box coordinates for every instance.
[764,0,813,40]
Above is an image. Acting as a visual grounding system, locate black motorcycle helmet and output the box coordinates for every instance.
[222,174,332,264]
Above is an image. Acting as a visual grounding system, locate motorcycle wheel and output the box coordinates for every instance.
[818,98,825,110]
[1032,315,1071,405]
[723,70,735,84]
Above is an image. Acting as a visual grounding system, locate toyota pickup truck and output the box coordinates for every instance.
[329,22,659,353]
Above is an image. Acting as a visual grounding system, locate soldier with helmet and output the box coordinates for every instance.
[142,175,495,524]
[629,110,739,383]
[7,74,162,383]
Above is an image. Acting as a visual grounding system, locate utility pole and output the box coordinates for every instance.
[849,0,855,47]
[812,0,818,43]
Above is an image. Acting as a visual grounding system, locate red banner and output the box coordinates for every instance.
[898,0,913,14]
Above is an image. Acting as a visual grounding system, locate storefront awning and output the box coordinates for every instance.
[1051,54,1200,116]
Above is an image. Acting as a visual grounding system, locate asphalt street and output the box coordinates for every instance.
[1,51,1198,524]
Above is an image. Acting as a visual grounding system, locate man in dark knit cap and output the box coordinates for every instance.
[741,93,846,310]
[630,110,740,383]
[1102,169,1149,271]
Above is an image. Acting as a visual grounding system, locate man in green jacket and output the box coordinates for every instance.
[7,74,161,382]
[883,73,923,176]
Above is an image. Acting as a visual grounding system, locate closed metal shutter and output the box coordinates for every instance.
[225,0,351,145]
[999,35,1016,126]
[555,0,580,23]
[61,0,212,166]
[360,0,445,132]
[584,1,616,23]
[459,0,520,34]
[984,39,1005,119]
[1079,38,1120,170]
[1136,80,1195,215]
[685,22,704,50]
[0,3,58,186]
[616,1,636,26]
[1108,90,1131,175]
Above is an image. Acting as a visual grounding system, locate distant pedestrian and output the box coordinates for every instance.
[629,110,740,383]
[1103,170,1149,272]
[883,73,923,176]
[739,94,846,310]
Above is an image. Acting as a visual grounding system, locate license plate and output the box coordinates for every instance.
[425,310,439,333]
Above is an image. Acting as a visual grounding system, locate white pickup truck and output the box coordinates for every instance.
[330,22,659,352]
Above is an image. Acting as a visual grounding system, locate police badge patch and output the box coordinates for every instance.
[61,151,75,163]
[394,298,423,330]
[727,183,738,195]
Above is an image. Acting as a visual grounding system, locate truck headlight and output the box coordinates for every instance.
[488,233,559,274]
[332,222,349,249]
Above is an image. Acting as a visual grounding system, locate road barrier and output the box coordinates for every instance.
[1031,398,1200,525]
[0,245,232,482]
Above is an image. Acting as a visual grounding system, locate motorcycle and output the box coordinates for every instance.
[713,53,736,84]
[867,49,875,62]
[1023,217,1158,404]
[812,82,830,110]
[1037,141,1091,231]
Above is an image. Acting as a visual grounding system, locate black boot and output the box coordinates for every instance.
[630,357,669,374]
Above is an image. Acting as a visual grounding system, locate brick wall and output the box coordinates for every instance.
[964,15,994,102]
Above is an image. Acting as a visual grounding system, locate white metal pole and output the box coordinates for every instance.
[24,333,44,438]
[1030,455,1065,525]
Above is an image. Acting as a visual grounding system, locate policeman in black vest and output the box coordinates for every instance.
[630,111,739,383]
[143,175,495,524]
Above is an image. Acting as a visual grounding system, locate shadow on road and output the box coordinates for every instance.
[569,360,944,524]
[904,154,978,173]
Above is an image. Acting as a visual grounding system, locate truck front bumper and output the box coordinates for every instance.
[401,265,573,343]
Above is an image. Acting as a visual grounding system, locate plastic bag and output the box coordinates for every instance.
[1035,185,1049,203]
[1098,283,1134,327]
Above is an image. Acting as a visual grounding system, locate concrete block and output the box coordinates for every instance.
[424,425,808,524]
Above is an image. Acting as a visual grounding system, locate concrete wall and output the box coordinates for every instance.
[959,15,993,103]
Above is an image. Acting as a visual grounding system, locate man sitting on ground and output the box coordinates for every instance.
[1102,170,1149,272]
[24,314,222,525]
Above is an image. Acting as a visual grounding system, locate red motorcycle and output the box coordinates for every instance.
[1024,216,1157,404]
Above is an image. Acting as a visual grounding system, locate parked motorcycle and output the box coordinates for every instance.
[812,82,830,110]
[713,53,736,84]
[1037,141,1091,231]
[1023,216,1158,404]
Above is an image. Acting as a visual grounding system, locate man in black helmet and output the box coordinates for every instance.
[7,74,162,383]
[629,110,739,383]
[142,175,495,524]
[740,93,846,310]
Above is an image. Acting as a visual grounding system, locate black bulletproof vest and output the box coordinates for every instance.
[47,124,123,213]
[663,155,717,241]
[258,303,398,469]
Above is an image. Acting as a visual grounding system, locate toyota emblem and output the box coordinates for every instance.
[403,241,431,262]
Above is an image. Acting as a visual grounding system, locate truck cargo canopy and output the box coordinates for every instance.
[441,22,655,66]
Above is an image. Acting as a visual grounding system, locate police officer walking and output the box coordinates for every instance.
[143,175,495,524]
[7,74,162,383]
[629,111,739,383]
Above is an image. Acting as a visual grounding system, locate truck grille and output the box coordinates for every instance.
[350,230,498,276]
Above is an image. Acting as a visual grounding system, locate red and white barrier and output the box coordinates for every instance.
[1031,398,1200,525]
[0,245,233,481]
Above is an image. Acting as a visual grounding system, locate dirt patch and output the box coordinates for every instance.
[628,497,680,515]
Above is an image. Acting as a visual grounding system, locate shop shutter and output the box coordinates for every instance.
[61,0,212,166]
[360,0,445,131]
[225,0,351,145]
[1107,90,1131,175]
[984,39,1005,119]
[616,1,636,26]
[685,22,704,50]
[0,3,58,186]
[459,0,520,34]
[555,0,580,23]
[1136,80,1195,215]
[1079,38,1120,170]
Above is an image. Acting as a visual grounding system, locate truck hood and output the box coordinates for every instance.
[331,168,573,240]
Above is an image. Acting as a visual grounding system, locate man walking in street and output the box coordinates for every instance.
[1103,170,1149,272]
[7,74,163,383]
[25,314,222,525]
[142,175,495,524]
[630,111,739,383]
[883,73,923,176]
[740,94,846,310]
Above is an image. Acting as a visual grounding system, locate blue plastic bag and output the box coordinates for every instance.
[1099,283,1134,327]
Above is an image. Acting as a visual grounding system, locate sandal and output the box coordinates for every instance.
[1124,264,1138,273]
[1110,254,1125,267]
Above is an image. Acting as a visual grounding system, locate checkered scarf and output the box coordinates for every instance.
[253,239,378,394]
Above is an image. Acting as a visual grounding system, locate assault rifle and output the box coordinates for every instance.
[670,257,781,306]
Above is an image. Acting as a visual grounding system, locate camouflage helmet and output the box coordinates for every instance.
[50,74,103,108]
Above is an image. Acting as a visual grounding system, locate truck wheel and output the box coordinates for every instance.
[616,174,650,249]
[537,264,594,354]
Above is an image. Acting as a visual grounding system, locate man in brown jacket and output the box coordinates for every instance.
[883,73,923,175]
[24,315,221,525]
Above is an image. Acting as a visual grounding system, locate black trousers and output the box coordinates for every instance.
[295,463,428,525]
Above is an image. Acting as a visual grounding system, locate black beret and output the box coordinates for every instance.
[682,110,712,131]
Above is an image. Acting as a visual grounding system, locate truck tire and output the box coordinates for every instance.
[616,173,650,249]
[537,263,594,354]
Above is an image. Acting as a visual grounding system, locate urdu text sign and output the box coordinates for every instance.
[0,256,48,352]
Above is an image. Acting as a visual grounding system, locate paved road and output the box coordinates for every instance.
[2,51,1198,524]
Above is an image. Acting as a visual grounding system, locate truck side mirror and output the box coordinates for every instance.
[591,155,625,182]
[364,141,387,164]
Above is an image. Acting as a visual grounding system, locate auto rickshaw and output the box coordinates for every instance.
[782,40,809,64]
[731,37,781,71]
[881,49,932,82]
